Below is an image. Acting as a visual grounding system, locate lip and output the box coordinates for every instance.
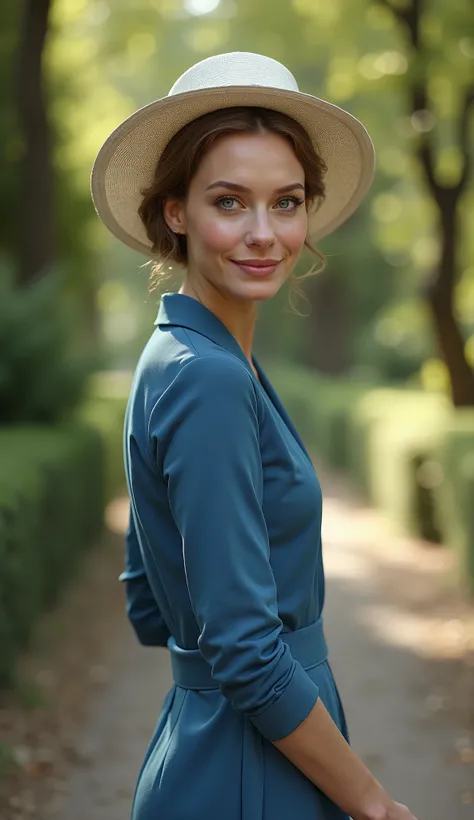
[230,259,282,277]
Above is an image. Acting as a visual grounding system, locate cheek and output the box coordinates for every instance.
[279,218,308,254]
[194,214,241,254]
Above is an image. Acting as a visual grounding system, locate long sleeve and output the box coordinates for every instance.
[149,354,320,742]
[119,506,171,647]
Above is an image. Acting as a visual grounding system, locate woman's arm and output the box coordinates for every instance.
[153,355,319,738]
[274,699,418,820]
[119,506,171,647]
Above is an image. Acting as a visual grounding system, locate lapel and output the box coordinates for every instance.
[252,358,313,464]
[155,292,312,465]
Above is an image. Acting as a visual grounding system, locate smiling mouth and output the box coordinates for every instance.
[230,259,282,276]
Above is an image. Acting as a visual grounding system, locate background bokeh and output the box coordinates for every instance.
[0,0,473,784]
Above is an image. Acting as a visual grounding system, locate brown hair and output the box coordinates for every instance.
[138,106,328,312]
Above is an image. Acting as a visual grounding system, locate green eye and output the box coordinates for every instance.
[277,196,304,210]
[217,196,238,210]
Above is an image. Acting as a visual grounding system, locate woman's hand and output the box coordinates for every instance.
[387,803,419,820]
[355,799,419,820]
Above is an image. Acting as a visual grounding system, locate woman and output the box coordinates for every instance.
[91,52,419,820]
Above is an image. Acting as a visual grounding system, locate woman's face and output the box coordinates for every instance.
[164,131,308,304]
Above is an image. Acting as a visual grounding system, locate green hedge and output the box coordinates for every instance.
[267,363,372,470]
[0,424,105,687]
[0,265,91,425]
[346,388,450,539]
[0,374,129,688]
[268,361,474,592]
[434,411,474,590]
[77,373,129,502]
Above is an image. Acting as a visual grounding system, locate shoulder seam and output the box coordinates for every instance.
[146,350,259,461]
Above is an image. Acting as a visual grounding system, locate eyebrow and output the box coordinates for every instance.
[205,180,305,194]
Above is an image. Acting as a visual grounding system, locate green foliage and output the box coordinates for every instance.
[269,362,448,543]
[1,2,473,687]
[3,0,473,380]
[0,368,129,690]
[77,371,130,501]
[355,299,435,383]
[434,411,474,592]
[270,364,448,541]
[0,264,93,424]
[85,0,473,381]
[346,387,450,537]
[267,361,376,469]
[0,423,105,688]
[0,0,100,348]
[269,362,474,587]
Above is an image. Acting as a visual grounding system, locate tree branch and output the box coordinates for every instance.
[376,0,404,22]
[376,0,421,48]
[418,137,438,198]
[458,85,474,194]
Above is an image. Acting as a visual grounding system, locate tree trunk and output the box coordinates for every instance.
[16,0,54,285]
[377,0,474,406]
[418,96,474,405]
[423,201,474,405]
[305,270,352,374]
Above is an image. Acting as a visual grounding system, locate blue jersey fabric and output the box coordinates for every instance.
[121,292,349,819]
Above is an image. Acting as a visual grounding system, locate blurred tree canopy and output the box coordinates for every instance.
[1,0,473,395]
[373,0,474,404]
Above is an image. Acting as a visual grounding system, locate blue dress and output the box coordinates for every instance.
[120,292,350,819]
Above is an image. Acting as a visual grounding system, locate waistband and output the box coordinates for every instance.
[168,618,328,691]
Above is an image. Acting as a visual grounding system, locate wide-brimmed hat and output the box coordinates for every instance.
[90,51,375,256]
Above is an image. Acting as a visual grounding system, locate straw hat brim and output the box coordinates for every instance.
[90,85,375,257]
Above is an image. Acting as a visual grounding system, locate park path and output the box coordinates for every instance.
[50,465,474,819]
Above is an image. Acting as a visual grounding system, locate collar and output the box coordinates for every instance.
[154,292,256,378]
[154,293,312,464]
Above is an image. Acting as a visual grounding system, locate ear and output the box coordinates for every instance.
[163,198,187,235]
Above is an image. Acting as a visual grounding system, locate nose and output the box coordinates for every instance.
[244,209,276,248]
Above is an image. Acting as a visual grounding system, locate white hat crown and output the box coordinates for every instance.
[168,52,300,97]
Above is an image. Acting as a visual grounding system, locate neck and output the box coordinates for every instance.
[178,278,258,363]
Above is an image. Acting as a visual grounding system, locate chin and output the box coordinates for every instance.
[231,280,283,303]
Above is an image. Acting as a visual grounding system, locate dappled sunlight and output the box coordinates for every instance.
[357,50,408,80]
[320,475,474,672]
[185,0,222,14]
[292,0,341,26]
[322,496,396,545]
[323,542,375,581]
[105,496,130,536]
[2,0,473,815]
[87,369,133,399]
[357,604,469,660]
[184,21,230,54]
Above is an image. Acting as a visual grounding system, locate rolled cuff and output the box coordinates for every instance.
[248,662,320,741]
[118,569,145,581]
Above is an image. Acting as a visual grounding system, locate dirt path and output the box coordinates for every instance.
[1,466,473,819]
